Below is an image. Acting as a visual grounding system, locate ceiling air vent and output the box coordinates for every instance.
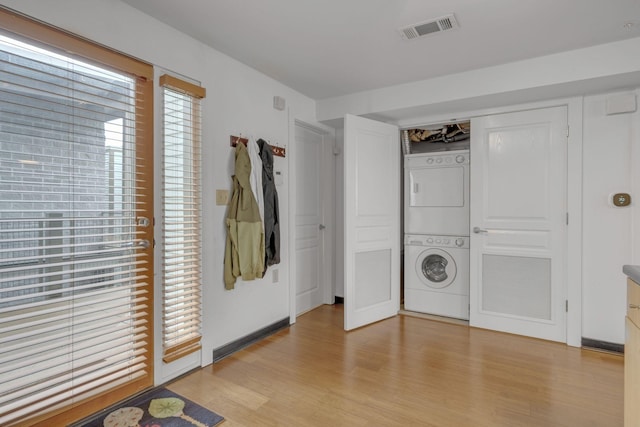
[399,14,459,40]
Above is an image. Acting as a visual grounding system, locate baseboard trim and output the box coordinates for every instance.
[581,337,624,354]
[212,317,290,363]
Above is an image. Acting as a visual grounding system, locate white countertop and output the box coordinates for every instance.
[623,265,640,284]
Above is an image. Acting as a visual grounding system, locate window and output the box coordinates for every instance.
[0,8,153,425]
[160,75,205,363]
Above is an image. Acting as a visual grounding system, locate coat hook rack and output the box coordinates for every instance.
[230,134,286,158]
[270,145,286,157]
[229,135,248,147]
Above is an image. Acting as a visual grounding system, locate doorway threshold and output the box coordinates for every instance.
[399,307,469,326]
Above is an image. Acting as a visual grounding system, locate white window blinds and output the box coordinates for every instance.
[0,9,153,426]
[160,75,205,363]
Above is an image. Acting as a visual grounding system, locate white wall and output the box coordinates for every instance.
[317,37,640,124]
[0,0,317,383]
[582,91,640,344]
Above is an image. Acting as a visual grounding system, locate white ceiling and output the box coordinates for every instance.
[122,0,640,100]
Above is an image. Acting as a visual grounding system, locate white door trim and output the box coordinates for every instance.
[566,98,583,348]
[289,119,336,322]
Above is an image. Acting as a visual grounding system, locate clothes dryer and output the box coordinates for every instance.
[404,150,469,236]
[404,234,469,320]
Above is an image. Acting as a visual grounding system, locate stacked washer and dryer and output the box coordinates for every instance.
[403,126,470,320]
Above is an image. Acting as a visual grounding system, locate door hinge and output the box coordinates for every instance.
[566,212,569,225]
[566,126,570,138]
[565,300,568,312]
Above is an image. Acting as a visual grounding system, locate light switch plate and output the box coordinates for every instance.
[274,170,284,186]
[216,189,229,206]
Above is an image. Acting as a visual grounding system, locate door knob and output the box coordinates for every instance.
[473,226,488,234]
[136,239,151,249]
[118,239,150,249]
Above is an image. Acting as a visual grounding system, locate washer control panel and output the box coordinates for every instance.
[405,234,469,249]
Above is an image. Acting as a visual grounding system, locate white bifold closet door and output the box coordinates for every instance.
[470,106,568,343]
[343,114,400,331]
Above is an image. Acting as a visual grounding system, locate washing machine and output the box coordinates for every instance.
[404,234,469,320]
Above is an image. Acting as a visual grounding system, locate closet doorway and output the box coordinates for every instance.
[291,120,335,317]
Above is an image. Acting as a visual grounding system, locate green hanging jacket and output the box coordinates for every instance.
[224,142,265,289]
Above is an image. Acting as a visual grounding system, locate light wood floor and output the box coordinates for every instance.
[168,305,623,427]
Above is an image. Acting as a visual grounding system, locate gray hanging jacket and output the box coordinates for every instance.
[257,139,280,270]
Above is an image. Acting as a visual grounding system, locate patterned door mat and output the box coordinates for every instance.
[79,388,224,427]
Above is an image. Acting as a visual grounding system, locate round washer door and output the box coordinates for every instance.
[415,248,457,289]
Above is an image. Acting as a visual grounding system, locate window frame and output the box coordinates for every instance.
[159,74,205,364]
[0,7,154,426]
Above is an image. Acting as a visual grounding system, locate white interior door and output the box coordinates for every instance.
[294,122,333,315]
[470,106,567,342]
[344,114,400,331]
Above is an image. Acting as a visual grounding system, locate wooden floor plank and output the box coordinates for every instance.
[168,305,623,426]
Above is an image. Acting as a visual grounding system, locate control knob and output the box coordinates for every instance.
[455,238,465,247]
[455,155,465,164]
